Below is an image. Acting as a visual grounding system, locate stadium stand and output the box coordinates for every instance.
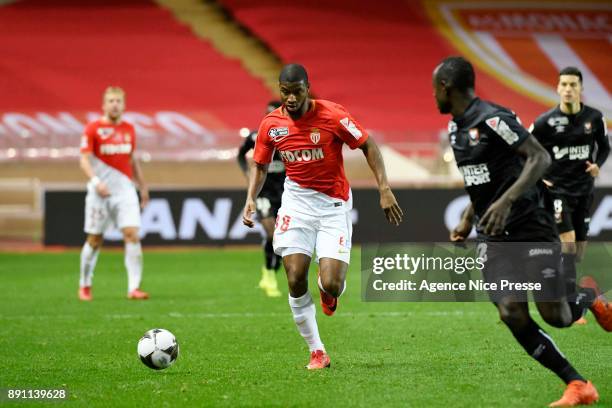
[218,0,610,144]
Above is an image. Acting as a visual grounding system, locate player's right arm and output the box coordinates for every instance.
[450,202,474,242]
[79,124,109,197]
[242,121,274,228]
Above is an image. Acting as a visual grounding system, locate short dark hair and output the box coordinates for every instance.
[436,56,475,93]
[559,66,582,83]
[279,64,308,84]
[267,100,282,109]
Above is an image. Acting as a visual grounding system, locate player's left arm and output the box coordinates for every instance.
[586,115,610,177]
[131,155,149,209]
[359,138,403,226]
[480,115,551,235]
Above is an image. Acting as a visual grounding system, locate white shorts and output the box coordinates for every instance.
[84,187,141,235]
[273,207,353,264]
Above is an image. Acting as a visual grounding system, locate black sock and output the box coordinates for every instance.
[507,318,585,384]
[561,253,577,297]
[567,287,596,322]
[264,239,278,270]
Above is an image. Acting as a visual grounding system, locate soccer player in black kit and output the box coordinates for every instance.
[530,67,610,325]
[238,100,285,297]
[435,56,611,407]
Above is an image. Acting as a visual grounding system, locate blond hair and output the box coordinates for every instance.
[102,86,126,102]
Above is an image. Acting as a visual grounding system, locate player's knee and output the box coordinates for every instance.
[87,235,103,250]
[122,228,140,243]
[319,273,343,297]
[497,302,529,329]
[285,267,307,291]
[540,305,572,328]
[561,241,577,255]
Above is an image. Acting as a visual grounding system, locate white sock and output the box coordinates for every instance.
[289,292,324,352]
[124,242,143,292]
[317,275,346,297]
[79,242,99,287]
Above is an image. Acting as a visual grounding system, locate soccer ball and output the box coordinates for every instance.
[137,329,179,370]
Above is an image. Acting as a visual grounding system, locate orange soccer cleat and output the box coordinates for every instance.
[306,350,331,370]
[319,289,337,316]
[317,270,338,316]
[579,276,612,332]
[127,288,149,300]
[549,380,599,407]
[78,286,92,301]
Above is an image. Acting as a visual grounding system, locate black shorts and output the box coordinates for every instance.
[255,194,281,219]
[480,241,564,302]
[550,193,593,241]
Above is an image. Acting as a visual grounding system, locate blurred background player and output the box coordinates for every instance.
[439,57,610,407]
[237,100,284,297]
[78,86,150,301]
[529,67,610,325]
[243,64,403,370]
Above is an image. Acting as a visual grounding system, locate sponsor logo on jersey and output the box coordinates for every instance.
[279,148,324,163]
[97,127,114,139]
[485,116,519,145]
[339,117,362,139]
[310,128,321,144]
[552,145,590,160]
[100,143,132,155]
[468,128,480,146]
[584,122,592,135]
[459,163,490,186]
[268,127,289,140]
[528,248,554,257]
[547,116,569,133]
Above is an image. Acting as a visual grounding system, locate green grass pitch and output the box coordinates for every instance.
[1,248,610,407]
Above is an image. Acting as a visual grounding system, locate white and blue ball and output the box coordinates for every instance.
[137,329,179,370]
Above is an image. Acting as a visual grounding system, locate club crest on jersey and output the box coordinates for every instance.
[448,121,457,133]
[97,127,114,139]
[468,128,480,145]
[584,122,592,134]
[268,127,289,139]
[310,128,321,144]
[124,133,132,143]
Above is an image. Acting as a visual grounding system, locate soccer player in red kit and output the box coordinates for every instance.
[78,86,150,301]
[243,64,403,369]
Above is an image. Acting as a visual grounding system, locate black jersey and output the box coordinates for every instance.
[530,104,609,197]
[237,131,285,198]
[449,98,550,236]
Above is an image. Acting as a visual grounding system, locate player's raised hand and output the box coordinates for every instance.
[585,161,600,178]
[479,197,511,236]
[140,187,150,210]
[95,181,110,197]
[380,188,403,226]
[242,198,257,228]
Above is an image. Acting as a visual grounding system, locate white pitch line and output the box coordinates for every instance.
[0,310,489,321]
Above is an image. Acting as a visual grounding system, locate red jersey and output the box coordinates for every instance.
[253,99,368,200]
[80,119,135,179]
